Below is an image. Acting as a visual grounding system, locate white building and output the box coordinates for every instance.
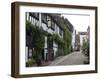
[25,12,64,63]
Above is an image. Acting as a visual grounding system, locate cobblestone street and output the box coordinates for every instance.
[48,51,88,66]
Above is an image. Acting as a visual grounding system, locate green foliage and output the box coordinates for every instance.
[63,27,72,55]
[54,27,72,56]
[26,21,45,64]
[26,59,36,67]
[26,20,72,62]
[47,26,72,56]
[26,21,35,48]
[82,41,89,56]
[33,27,45,51]
[52,34,65,46]
[47,33,65,47]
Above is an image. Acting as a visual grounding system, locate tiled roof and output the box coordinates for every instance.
[48,13,74,32]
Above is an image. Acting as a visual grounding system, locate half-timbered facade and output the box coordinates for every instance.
[26,12,65,62]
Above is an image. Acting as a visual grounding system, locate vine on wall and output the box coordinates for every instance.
[63,27,72,55]
[26,20,72,65]
[26,21,45,66]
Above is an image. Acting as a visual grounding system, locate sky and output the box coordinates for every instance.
[61,14,90,33]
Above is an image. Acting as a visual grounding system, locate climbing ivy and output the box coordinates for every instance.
[26,21,45,65]
[63,27,72,55]
[52,34,65,46]
[26,19,72,64]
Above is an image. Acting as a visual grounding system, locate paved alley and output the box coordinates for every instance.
[48,51,88,66]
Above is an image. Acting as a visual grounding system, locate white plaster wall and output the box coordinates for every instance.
[42,23,47,31]
[48,28,54,34]
[53,42,58,57]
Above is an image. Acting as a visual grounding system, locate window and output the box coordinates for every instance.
[47,16,51,28]
[29,16,31,22]
[33,18,35,25]
[59,28,63,36]
[32,13,39,19]
[28,48,33,60]
[35,19,38,26]
[55,24,58,33]
[51,20,55,30]
[31,17,33,24]
[35,13,39,18]
[31,16,33,24]
[41,14,47,24]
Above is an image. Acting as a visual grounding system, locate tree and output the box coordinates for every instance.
[82,41,89,57]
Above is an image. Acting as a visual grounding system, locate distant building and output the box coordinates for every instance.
[78,32,88,50]
[75,34,80,51]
